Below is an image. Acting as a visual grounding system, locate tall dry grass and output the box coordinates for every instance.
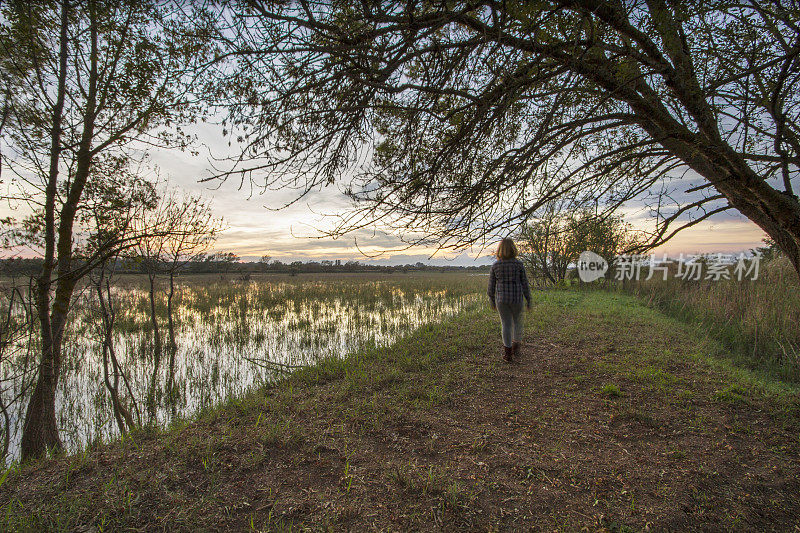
[625,256,800,381]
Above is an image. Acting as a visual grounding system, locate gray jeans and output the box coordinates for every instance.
[497,301,524,348]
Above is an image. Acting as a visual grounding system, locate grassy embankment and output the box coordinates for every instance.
[624,256,800,382]
[0,289,798,530]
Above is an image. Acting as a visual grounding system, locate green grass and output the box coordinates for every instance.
[623,256,800,382]
[601,384,624,398]
[0,288,798,531]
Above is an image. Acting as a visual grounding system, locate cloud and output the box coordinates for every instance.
[142,120,769,265]
[652,218,765,255]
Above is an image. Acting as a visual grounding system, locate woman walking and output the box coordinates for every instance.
[487,238,531,363]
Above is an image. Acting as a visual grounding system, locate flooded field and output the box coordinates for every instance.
[0,272,485,461]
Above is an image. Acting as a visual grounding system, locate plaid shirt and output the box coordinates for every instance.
[488,259,531,305]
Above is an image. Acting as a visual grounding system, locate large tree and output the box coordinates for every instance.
[0,0,216,460]
[214,1,800,272]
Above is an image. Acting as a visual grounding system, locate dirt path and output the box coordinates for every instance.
[1,290,799,531]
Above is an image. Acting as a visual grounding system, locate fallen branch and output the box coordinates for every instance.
[242,355,307,372]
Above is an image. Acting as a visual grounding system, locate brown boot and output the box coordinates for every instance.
[503,345,513,363]
[512,341,521,361]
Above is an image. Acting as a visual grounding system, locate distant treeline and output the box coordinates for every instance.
[0,255,490,277]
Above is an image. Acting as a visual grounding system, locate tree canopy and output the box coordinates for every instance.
[212,0,800,273]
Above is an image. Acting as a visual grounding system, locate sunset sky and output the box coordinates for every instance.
[147,124,767,267]
[1,120,765,266]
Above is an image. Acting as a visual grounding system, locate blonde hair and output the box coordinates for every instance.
[496,238,518,260]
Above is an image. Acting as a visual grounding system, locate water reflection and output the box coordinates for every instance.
[1,275,482,460]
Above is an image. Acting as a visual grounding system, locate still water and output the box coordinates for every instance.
[1,273,484,461]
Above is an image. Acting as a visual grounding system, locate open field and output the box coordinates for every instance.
[1,289,798,531]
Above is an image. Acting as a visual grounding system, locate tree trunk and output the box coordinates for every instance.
[21,286,67,461]
[166,270,178,402]
[148,273,162,363]
[652,126,800,276]
[629,2,800,277]
[19,0,70,462]
[96,272,136,436]
[20,372,59,462]
[20,347,60,461]
[20,0,102,461]
[167,270,177,357]
[146,272,162,418]
[723,183,800,274]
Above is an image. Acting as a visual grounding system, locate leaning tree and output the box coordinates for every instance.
[213,1,800,272]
